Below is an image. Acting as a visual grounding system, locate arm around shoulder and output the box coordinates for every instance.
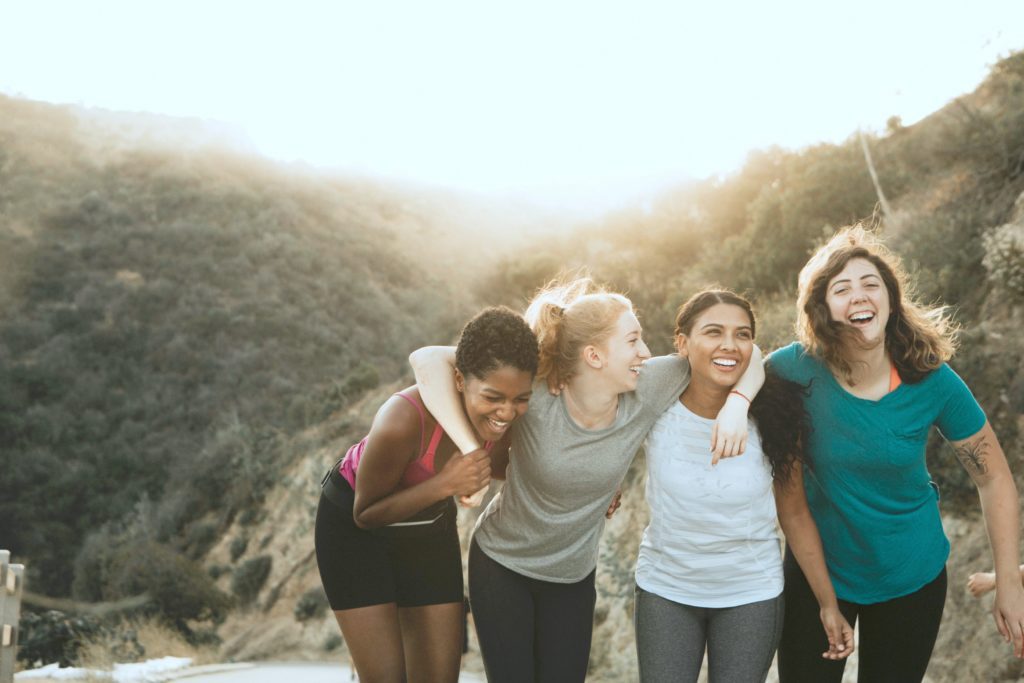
[408,345,481,453]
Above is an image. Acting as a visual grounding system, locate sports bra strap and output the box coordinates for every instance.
[393,391,427,459]
[421,422,446,472]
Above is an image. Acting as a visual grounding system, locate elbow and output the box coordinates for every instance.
[408,347,427,372]
[352,507,379,530]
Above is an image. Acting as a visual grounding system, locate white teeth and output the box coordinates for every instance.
[713,359,737,367]
[629,365,642,374]
[850,312,874,322]
[488,418,508,428]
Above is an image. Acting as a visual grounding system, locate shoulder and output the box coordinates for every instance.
[641,354,690,379]
[367,389,424,451]
[636,354,690,402]
[767,342,817,380]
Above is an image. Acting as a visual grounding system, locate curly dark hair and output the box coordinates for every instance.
[455,306,539,380]
[751,367,811,486]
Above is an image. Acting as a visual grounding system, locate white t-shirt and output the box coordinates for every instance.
[635,400,784,608]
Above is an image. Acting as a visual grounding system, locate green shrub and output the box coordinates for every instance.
[231,555,273,605]
[294,586,329,622]
[983,221,1024,300]
[229,535,248,562]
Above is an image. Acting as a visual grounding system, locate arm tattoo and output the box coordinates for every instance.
[953,436,990,477]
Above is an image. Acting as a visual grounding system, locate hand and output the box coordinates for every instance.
[458,486,488,508]
[967,571,996,598]
[818,605,854,660]
[605,489,622,519]
[710,393,750,464]
[992,583,1024,658]
[441,448,491,498]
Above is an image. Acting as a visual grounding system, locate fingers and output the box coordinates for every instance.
[458,449,491,492]
[605,490,622,519]
[1007,616,1024,658]
[458,486,488,508]
[710,423,720,463]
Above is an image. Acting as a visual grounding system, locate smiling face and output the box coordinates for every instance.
[456,364,534,442]
[599,309,652,392]
[675,303,754,389]
[825,257,891,346]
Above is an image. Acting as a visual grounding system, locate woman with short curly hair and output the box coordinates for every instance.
[315,306,538,683]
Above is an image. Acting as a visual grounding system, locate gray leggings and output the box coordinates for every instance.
[634,585,784,683]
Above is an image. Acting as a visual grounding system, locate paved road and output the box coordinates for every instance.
[173,662,485,682]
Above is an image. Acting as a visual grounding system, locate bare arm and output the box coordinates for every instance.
[776,466,854,659]
[951,420,1024,658]
[712,344,766,461]
[409,346,481,454]
[352,397,489,528]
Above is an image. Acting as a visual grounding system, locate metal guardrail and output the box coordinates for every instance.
[0,550,24,683]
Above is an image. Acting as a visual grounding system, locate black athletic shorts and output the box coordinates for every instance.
[314,476,464,610]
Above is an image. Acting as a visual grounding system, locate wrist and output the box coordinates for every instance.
[729,389,751,404]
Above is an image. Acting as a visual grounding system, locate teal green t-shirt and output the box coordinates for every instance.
[769,342,986,603]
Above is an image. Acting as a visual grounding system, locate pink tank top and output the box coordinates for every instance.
[338,391,490,489]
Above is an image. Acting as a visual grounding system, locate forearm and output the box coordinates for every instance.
[780,507,838,609]
[354,476,451,528]
[979,473,1022,589]
[409,346,480,453]
[734,344,765,399]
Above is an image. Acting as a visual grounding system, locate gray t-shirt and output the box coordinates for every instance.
[474,354,690,582]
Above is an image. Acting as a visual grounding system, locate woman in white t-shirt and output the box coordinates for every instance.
[634,289,854,683]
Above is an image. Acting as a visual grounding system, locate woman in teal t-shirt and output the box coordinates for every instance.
[773,226,1024,682]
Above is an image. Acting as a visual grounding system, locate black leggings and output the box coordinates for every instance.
[778,549,947,683]
[468,539,596,683]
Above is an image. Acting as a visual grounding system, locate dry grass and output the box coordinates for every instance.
[75,617,217,671]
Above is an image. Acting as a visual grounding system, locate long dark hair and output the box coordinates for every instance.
[675,288,807,484]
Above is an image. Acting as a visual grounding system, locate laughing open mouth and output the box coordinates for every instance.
[849,311,875,325]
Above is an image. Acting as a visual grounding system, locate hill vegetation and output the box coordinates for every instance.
[0,96,491,599]
[3,50,1024,680]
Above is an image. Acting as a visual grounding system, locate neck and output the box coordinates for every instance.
[680,378,730,420]
[843,341,890,385]
[563,373,620,429]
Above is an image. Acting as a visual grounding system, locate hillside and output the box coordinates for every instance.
[0,94,551,599]
[5,50,1024,682]
[210,52,1024,683]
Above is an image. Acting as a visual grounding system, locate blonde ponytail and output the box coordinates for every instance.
[525,277,633,387]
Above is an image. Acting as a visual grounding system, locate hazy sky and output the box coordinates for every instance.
[2,1,1023,211]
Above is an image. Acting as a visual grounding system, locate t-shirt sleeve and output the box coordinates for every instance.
[934,364,987,441]
[766,342,812,384]
[636,354,690,415]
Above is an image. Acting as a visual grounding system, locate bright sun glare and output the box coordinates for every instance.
[2,0,1023,211]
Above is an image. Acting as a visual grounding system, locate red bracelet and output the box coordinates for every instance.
[729,390,751,404]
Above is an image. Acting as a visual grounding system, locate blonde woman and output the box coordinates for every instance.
[410,278,763,683]
[773,227,1024,682]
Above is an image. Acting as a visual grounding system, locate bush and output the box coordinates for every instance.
[105,542,233,627]
[17,610,104,668]
[229,535,248,562]
[323,632,343,652]
[231,555,272,605]
[983,221,1024,300]
[185,521,219,560]
[293,586,329,622]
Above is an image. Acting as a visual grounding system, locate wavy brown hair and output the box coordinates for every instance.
[523,277,632,388]
[796,225,956,384]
